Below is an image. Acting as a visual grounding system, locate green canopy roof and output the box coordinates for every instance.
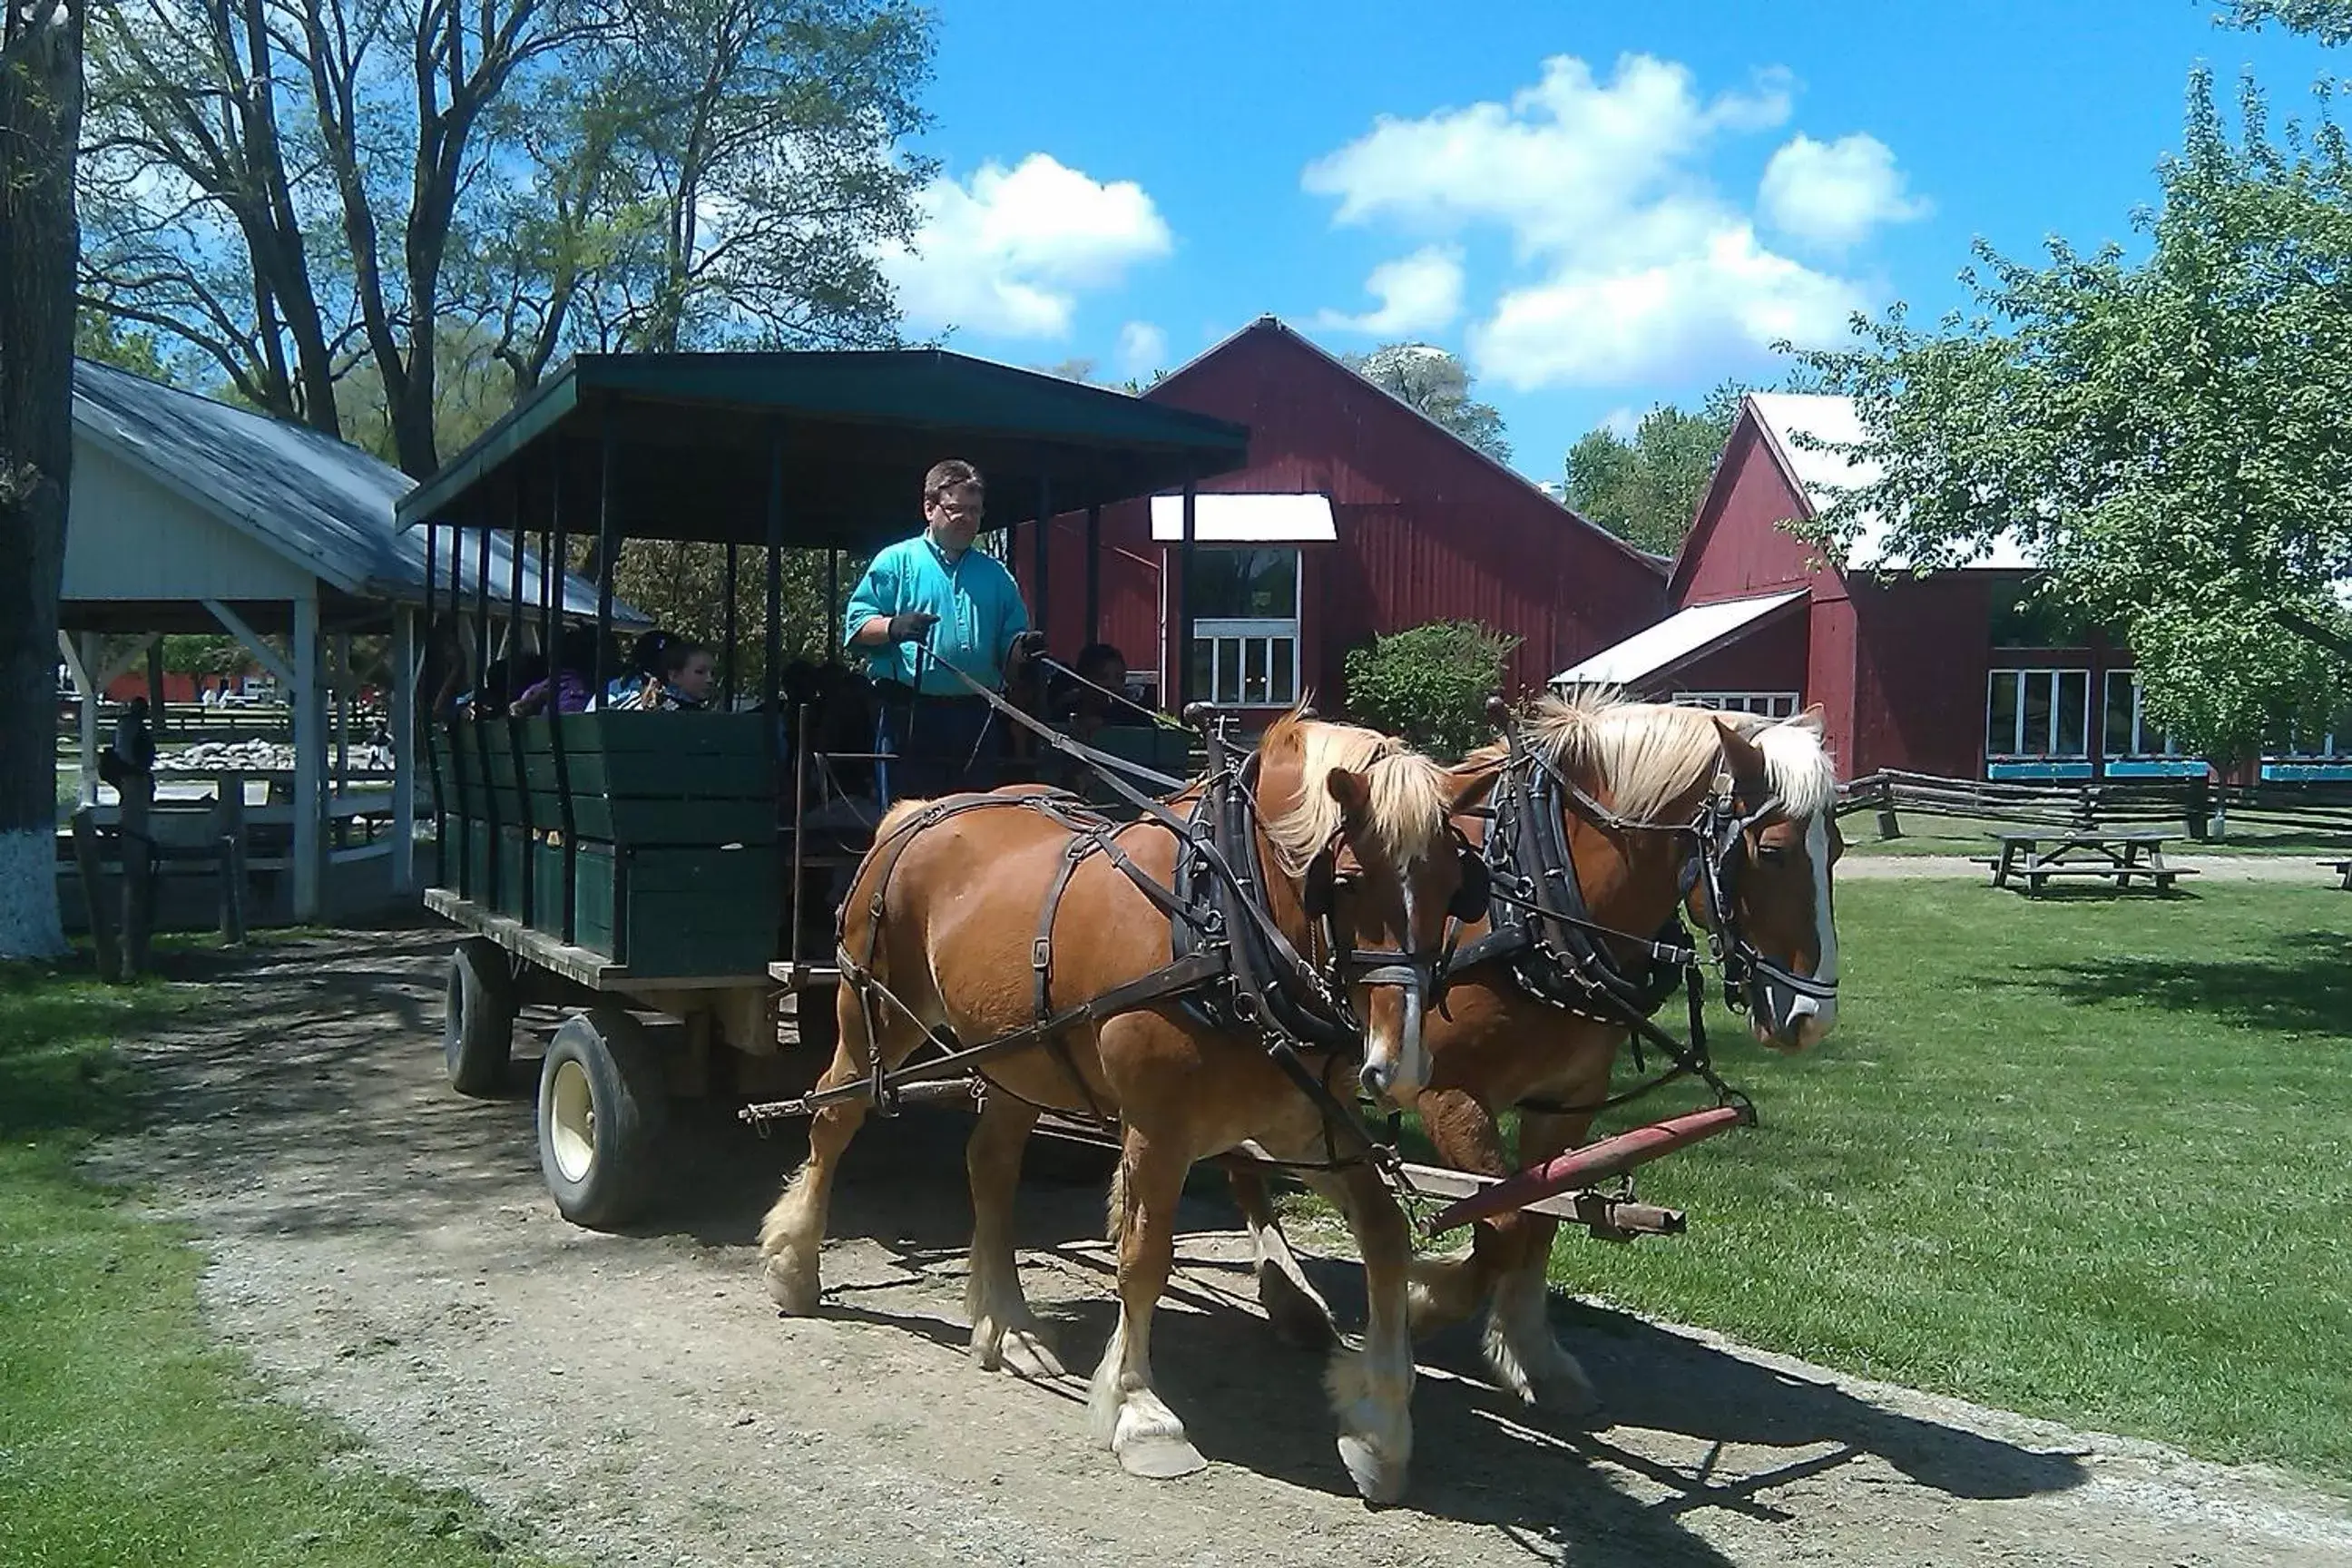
[396,349,1252,551]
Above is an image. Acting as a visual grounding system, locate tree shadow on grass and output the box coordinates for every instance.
[0,959,189,1142]
[2032,929,2350,1036]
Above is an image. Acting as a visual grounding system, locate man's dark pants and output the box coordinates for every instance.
[874,687,1001,808]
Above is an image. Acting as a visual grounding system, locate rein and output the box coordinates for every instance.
[755,659,1429,1171]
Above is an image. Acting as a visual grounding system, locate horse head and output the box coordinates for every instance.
[1700,707,1843,1050]
[1513,690,1842,1053]
[1257,711,1489,1106]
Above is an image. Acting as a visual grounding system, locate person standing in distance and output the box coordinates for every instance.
[845,459,1045,806]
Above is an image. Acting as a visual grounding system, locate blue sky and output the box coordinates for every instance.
[881,0,2341,480]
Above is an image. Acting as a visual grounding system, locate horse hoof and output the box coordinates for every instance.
[1338,1433,1409,1505]
[997,1326,1067,1381]
[763,1253,819,1316]
[1117,1432,1208,1480]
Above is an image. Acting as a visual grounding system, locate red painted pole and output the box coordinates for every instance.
[1422,1102,1754,1235]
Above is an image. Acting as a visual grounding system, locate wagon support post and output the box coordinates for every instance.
[1174,480,1196,708]
[1084,504,1102,646]
[764,426,784,715]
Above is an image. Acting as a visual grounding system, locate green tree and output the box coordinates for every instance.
[74,306,167,379]
[1563,381,1744,556]
[1,0,83,956]
[77,0,932,474]
[1341,620,1521,761]
[1340,343,1511,465]
[1788,69,2352,761]
[2210,0,2352,44]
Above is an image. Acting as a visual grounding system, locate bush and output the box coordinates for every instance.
[1341,620,1521,760]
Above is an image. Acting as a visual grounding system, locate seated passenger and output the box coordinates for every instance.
[510,626,600,716]
[608,637,715,710]
[1052,641,1131,743]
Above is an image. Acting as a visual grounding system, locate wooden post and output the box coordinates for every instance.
[214,772,247,944]
[146,640,168,739]
[77,631,100,806]
[390,608,416,893]
[1875,777,1902,841]
[292,594,324,923]
[117,767,154,981]
[70,806,120,981]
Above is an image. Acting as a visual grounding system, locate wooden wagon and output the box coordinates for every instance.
[398,350,1250,1227]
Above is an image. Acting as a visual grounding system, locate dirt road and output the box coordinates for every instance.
[93,929,2352,1567]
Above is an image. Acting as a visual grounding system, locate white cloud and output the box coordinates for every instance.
[1600,406,1642,440]
[1117,320,1169,377]
[1314,246,1466,335]
[1302,54,1918,390]
[880,154,1172,339]
[1303,54,1791,259]
[1471,224,1863,389]
[1758,132,1930,250]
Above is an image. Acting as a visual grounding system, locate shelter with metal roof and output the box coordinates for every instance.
[60,359,613,919]
[397,348,1253,549]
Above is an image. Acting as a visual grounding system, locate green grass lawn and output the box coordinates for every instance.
[0,957,550,1567]
[1553,880,2352,1481]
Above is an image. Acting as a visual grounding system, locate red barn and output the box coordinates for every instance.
[1013,317,1666,717]
[1557,392,2222,784]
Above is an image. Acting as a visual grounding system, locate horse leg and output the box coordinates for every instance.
[965,1089,1064,1378]
[759,980,884,1314]
[1303,1161,1416,1505]
[1406,1087,1513,1339]
[1088,1125,1206,1479]
[1479,1107,1598,1414]
[1225,1165,1338,1352]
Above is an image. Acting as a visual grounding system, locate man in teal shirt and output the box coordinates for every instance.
[846,458,1045,804]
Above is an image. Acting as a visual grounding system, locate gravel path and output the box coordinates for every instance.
[89,927,2352,1567]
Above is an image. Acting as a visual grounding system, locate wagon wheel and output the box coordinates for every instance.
[443,937,518,1097]
[537,1006,670,1230]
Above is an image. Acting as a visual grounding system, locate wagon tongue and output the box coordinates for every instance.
[1419,1102,1752,1236]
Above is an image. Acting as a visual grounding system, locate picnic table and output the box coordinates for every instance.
[1984,828,2196,895]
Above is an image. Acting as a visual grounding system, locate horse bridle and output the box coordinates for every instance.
[1514,735,1838,1026]
[1295,819,1491,1033]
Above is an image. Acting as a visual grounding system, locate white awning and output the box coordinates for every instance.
[1552,589,1807,688]
[1150,493,1336,544]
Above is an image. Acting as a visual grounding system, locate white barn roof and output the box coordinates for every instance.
[1746,392,2035,573]
[1552,589,1806,688]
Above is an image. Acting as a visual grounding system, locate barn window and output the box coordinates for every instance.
[2102,671,2184,760]
[1187,548,1300,708]
[1986,668,2089,759]
[1671,691,1799,720]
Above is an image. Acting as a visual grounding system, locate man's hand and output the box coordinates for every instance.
[887,610,939,644]
[1006,629,1047,674]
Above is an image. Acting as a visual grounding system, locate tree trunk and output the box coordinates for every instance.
[0,0,83,958]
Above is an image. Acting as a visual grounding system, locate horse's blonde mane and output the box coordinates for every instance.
[1260,710,1451,876]
[1514,688,1838,820]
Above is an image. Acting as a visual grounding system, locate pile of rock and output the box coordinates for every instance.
[159,740,297,773]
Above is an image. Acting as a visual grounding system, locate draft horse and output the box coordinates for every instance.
[1230,691,1844,1411]
[759,710,1485,1502]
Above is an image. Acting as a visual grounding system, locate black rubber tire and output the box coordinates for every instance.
[536,1007,669,1230]
[443,937,517,1097]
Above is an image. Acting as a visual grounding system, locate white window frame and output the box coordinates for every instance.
[1986,667,2091,760]
[1190,550,1302,710]
[2102,671,2183,760]
[1672,690,1799,720]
